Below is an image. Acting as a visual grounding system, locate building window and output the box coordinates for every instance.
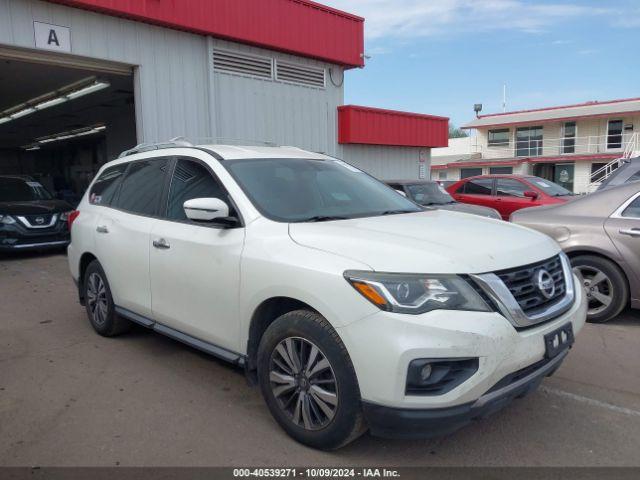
[460,167,483,178]
[562,121,576,154]
[516,126,543,157]
[590,162,608,182]
[488,129,510,147]
[489,166,513,175]
[438,171,448,180]
[608,120,623,149]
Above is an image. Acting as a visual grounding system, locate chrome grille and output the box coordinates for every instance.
[494,255,566,316]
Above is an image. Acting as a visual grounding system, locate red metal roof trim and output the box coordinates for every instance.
[46,0,365,68]
[338,105,449,148]
[477,97,640,119]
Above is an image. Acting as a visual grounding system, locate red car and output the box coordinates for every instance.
[446,175,575,220]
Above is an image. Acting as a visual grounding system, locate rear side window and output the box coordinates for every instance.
[89,164,128,205]
[622,196,640,218]
[463,179,493,195]
[114,158,169,216]
[165,159,229,221]
[496,179,528,197]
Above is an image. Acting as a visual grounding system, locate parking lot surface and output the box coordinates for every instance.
[1,252,639,467]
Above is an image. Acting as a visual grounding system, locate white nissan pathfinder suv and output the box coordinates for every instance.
[68,142,587,449]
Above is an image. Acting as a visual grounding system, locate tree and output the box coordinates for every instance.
[449,125,468,138]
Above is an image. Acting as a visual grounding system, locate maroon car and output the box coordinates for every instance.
[446,175,575,220]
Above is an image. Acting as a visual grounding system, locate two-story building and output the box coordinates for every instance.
[432,97,640,193]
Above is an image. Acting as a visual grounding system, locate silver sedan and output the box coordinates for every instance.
[512,182,640,323]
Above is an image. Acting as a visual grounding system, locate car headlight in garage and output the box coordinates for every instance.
[0,214,16,225]
[59,211,73,222]
[344,271,492,314]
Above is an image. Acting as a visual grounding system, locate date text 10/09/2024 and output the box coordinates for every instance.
[233,468,401,478]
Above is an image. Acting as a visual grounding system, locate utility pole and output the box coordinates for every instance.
[502,83,507,112]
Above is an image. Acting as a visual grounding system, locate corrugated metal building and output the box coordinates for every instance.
[0,0,448,199]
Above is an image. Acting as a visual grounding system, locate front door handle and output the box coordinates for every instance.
[619,228,640,238]
[152,238,171,249]
[96,225,109,234]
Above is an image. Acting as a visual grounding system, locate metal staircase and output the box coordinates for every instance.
[587,132,639,191]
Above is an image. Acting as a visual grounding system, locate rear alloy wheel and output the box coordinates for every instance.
[83,260,130,336]
[572,255,628,323]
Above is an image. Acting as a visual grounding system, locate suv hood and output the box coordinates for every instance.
[0,200,73,215]
[289,210,558,274]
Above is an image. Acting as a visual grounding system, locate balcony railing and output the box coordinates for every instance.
[473,132,636,159]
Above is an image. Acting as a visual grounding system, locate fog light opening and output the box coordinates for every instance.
[420,363,433,381]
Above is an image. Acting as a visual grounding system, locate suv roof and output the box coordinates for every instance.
[459,174,534,181]
[118,139,332,161]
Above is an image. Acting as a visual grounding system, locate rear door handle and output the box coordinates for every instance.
[619,228,640,238]
[96,225,109,234]
[152,238,171,249]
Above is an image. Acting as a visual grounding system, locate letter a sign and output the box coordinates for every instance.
[34,22,71,52]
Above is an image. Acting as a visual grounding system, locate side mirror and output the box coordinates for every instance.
[523,190,539,200]
[183,198,239,227]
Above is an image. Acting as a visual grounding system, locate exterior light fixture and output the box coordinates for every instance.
[0,78,110,126]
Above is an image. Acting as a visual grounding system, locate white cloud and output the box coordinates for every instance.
[324,0,611,40]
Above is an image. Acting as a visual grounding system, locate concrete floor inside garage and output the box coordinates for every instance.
[0,57,136,206]
[1,251,639,466]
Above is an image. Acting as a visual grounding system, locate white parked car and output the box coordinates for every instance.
[68,142,587,449]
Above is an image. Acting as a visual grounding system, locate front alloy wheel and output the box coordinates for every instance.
[269,337,338,430]
[575,265,613,316]
[571,255,628,323]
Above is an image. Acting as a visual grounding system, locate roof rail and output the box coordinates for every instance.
[118,137,193,158]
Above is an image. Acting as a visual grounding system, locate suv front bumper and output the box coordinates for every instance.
[337,273,587,436]
[362,348,567,439]
[0,219,69,251]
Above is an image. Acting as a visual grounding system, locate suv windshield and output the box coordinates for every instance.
[406,183,455,205]
[0,178,53,202]
[224,158,421,222]
[528,176,574,196]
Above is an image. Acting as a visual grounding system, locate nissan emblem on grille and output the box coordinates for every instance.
[535,269,556,299]
[35,217,45,225]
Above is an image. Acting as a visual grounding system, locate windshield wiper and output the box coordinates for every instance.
[299,215,350,223]
[379,209,417,216]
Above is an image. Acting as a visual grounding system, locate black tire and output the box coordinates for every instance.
[257,310,366,450]
[83,260,130,336]
[571,255,628,323]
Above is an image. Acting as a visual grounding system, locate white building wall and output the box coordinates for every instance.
[211,38,343,157]
[342,145,427,180]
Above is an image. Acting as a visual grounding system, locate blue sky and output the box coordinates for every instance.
[324,0,640,128]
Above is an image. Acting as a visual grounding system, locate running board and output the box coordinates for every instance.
[114,306,246,366]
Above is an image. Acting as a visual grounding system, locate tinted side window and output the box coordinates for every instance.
[166,159,229,221]
[89,163,128,206]
[114,158,169,216]
[496,179,528,197]
[622,196,640,218]
[463,179,493,195]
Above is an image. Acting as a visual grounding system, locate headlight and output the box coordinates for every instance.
[0,214,16,225]
[59,211,72,222]
[344,271,492,314]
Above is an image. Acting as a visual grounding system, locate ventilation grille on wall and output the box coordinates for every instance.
[275,61,325,88]
[213,49,273,79]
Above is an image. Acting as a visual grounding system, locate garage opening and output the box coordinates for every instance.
[0,54,136,206]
